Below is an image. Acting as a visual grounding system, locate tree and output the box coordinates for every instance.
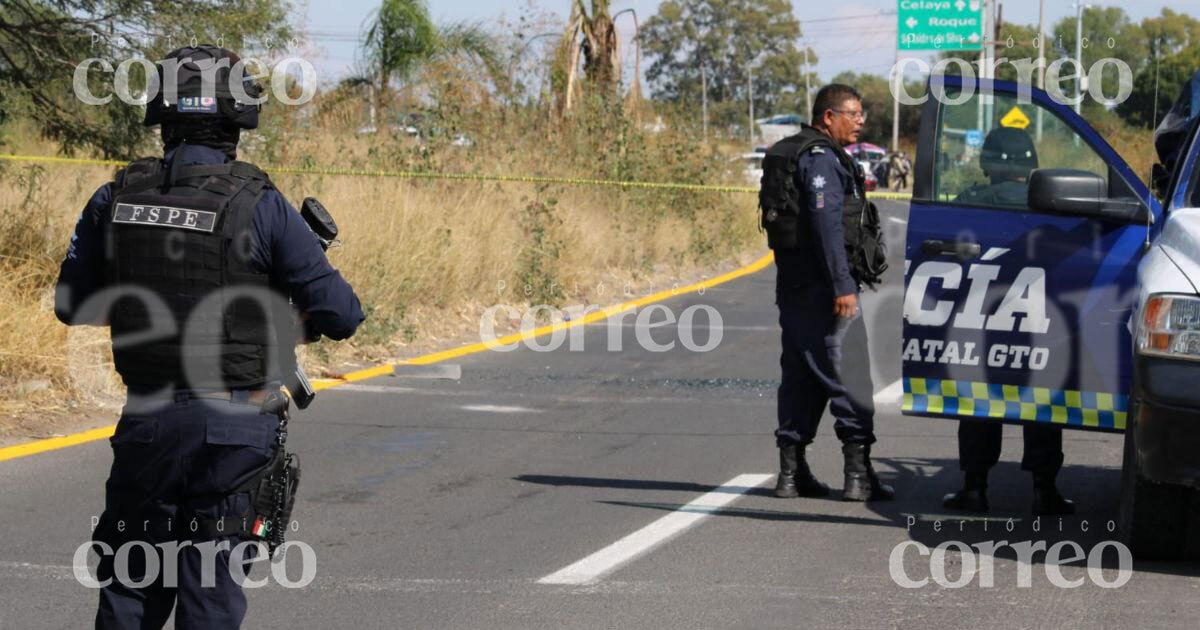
[362,0,437,104]
[0,0,294,158]
[1118,9,1200,128]
[1051,6,1146,119]
[359,0,503,121]
[1119,45,1200,129]
[639,0,817,128]
[830,71,924,148]
[1135,8,1200,60]
[550,0,624,113]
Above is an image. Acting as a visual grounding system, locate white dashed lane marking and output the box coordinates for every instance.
[460,404,541,414]
[537,473,773,585]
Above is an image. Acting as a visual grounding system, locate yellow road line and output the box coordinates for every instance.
[0,426,117,463]
[0,252,776,463]
[0,153,912,200]
[401,253,775,366]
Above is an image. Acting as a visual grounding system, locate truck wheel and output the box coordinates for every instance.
[1119,419,1198,560]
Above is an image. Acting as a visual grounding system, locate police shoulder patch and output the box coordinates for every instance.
[809,146,826,155]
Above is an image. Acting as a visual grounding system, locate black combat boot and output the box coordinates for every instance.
[943,470,989,512]
[774,444,830,498]
[841,443,895,501]
[1031,472,1075,515]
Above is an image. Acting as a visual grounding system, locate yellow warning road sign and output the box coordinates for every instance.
[1000,106,1031,130]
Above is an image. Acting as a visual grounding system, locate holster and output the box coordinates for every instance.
[189,391,301,553]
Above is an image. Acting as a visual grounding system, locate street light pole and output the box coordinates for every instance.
[1036,0,1046,141]
[748,64,754,145]
[892,45,900,152]
[508,32,559,104]
[1037,0,1046,90]
[1075,0,1086,115]
[802,41,812,120]
[701,63,708,143]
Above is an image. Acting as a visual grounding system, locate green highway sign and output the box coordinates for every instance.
[897,0,984,51]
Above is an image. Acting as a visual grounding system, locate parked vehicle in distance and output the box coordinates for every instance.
[740,149,766,185]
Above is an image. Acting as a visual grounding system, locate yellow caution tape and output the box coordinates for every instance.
[0,153,912,200]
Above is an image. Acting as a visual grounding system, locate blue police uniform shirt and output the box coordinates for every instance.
[55,144,365,341]
[774,143,857,299]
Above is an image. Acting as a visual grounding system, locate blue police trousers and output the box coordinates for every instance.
[775,291,877,447]
[93,394,279,630]
[957,420,1064,476]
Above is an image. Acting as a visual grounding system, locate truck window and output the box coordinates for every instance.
[934,90,1108,211]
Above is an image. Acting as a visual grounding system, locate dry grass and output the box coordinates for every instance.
[3,83,1155,437]
[0,101,761,435]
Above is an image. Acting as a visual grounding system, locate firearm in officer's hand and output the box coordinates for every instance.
[287,197,340,409]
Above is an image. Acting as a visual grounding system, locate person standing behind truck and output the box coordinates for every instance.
[890,152,911,191]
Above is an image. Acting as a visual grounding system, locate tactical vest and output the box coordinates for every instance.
[759,125,888,288]
[104,157,277,390]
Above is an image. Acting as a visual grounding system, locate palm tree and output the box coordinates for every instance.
[358,0,502,125]
[552,0,638,114]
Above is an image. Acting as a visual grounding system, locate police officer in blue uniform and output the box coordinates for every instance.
[763,84,893,502]
[54,46,365,629]
[943,127,1074,516]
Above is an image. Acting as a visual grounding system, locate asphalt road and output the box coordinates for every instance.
[2,201,1198,629]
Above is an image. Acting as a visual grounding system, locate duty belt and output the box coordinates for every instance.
[175,389,274,406]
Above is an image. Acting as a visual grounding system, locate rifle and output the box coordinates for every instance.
[285,197,340,410]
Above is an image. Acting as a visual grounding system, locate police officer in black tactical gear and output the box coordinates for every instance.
[944,126,1074,516]
[760,84,893,502]
[54,45,365,629]
[954,127,1039,209]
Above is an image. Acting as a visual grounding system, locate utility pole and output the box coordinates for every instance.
[1036,0,1046,141]
[1036,0,1046,90]
[802,42,813,120]
[977,0,991,133]
[748,64,755,145]
[892,46,900,152]
[701,63,708,143]
[1075,0,1086,115]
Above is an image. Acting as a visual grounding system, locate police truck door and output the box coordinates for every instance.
[902,75,1159,433]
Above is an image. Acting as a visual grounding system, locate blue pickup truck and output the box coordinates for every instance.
[903,72,1200,559]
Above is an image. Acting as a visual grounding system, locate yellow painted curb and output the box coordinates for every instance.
[0,252,775,463]
[0,426,117,463]
[402,252,775,366]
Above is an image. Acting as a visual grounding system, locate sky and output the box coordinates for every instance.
[300,0,1188,88]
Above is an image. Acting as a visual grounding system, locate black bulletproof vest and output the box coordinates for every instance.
[760,125,867,248]
[104,157,276,391]
[761,125,885,288]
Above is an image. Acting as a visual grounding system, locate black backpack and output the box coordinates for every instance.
[758,127,888,288]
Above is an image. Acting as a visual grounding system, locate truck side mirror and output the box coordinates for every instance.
[1028,169,1149,224]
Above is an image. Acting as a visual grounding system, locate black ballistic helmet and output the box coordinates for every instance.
[143,45,263,130]
[979,127,1038,182]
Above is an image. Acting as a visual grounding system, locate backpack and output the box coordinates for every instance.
[759,126,888,288]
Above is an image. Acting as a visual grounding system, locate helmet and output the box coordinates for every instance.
[143,45,263,130]
[980,127,1037,182]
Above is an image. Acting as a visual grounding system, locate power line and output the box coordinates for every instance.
[801,11,897,24]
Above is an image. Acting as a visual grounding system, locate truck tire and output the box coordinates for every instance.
[1119,415,1199,560]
